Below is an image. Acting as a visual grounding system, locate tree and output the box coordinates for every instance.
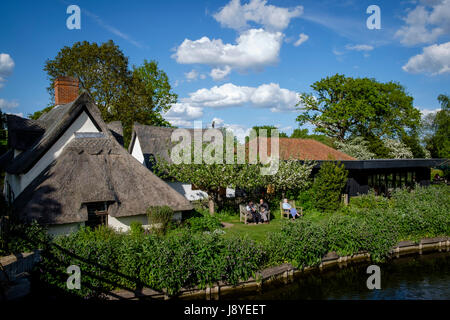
[296,74,421,153]
[334,137,375,160]
[312,161,348,212]
[383,138,413,159]
[425,94,450,159]
[266,159,315,199]
[41,41,176,146]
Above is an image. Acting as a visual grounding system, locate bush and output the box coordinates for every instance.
[147,205,173,235]
[187,210,222,233]
[0,220,48,256]
[129,222,144,237]
[312,161,348,212]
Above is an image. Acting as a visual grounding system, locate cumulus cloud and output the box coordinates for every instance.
[0,98,19,110]
[210,66,232,81]
[187,82,299,112]
[213,0,303,31]
[395,0,450,46]
[402,42,450,75]
[172,28,283,71]
[345,44,374,51]
[163,102,204,127]
[294,33,309,47]
[0,53,15,88]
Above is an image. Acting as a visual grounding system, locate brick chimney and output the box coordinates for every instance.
[54,76,79,105]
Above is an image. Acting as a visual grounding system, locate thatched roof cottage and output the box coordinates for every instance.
[1,77,192,235]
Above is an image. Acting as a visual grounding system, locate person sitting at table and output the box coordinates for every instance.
[246,201,261,224]
[259,199,269,224]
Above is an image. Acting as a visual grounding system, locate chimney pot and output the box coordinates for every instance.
[54,76,79,105]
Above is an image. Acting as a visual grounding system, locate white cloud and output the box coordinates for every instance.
[395,0,450,46]
[164,102,203,120]
[172,28,283,72]
[0,98,19,109]
[210,66,232,81]
[185,69,199,81]
[187,82,299,112]
[420,108,441,116]
[213,0,303,31]
[402,42,450,75]
[0,53,15,88]
[293,33,309,47]
[345,44,374,51]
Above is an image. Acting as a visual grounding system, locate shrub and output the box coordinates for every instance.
[147,205,173,235]
[312,161,348,212]
[0,220,49,256]
[187,210,222,233]
[129,221,144,237]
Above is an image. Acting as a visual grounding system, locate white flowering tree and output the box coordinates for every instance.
[265,159,315,199]
[384,138,414,159]
[334,137,375,160]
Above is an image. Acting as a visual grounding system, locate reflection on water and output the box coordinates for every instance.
[222,252,450,300]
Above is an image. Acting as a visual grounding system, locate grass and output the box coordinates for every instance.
[216,208,336,243]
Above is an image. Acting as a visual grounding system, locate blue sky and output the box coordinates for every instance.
[0,0,449,141]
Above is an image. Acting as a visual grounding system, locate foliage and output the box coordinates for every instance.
[36,228,264,297]
[296,74,421,148]
[187,210,222,233]
[147,205,173,235]
[312,161,348,211]
[42,41,176,146]
[265,220,328,269]
[424,94,450,158]
[334,137,375,160]
[383,138,413,159]
[266,159,315,198]
[249,126,288,139]
[129,222,144,237]
[0,220,49,256]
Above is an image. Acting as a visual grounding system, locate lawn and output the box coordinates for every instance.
[220,216,285,242]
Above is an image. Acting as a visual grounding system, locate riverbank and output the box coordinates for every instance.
[108,236,450,300]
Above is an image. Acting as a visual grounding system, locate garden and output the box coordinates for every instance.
[2,179,448,299]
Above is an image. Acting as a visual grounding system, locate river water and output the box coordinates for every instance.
[221,252,450,300]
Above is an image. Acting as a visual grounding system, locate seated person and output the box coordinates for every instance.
[290,207,301,220]
[282,198,291,215]
[259,199,270,224]
[246,201,261,224]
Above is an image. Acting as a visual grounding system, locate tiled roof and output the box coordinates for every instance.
[249,137,356,161]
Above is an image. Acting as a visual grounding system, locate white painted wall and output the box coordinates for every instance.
[47,222,84,237]
[4,111,99,201]
[130,135,145,164]
[108,212,182,232]
[167,182,208,201]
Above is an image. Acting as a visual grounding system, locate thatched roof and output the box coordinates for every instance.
[5,93,108,174]
[129,123,220,164]
[107,121,124,146]
[6,115,45,151]
[9,95,193,225]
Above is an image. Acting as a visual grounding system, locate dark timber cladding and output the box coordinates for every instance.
[312,159,448,197]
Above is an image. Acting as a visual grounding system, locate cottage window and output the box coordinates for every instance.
[85,202,108,228]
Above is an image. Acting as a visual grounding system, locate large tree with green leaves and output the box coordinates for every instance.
[424,94,450,159]
[296,74,421,157]
[39,40,176,146]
